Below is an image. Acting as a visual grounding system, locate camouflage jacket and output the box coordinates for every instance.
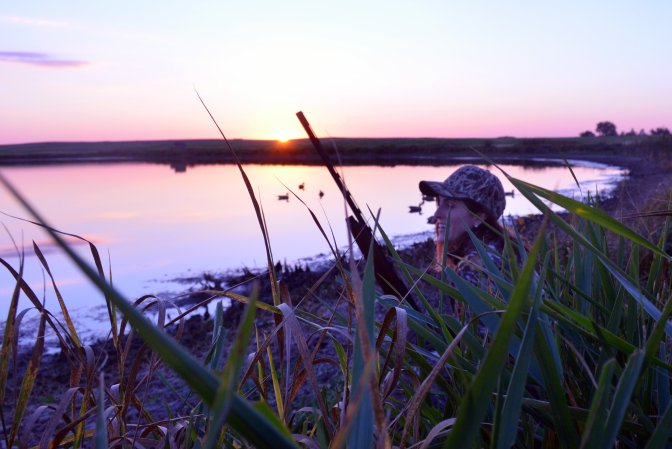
[455,244,505,296]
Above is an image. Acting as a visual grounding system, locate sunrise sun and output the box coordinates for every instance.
[275,132,291,143]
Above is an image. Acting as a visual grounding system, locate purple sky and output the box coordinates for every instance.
[2,2,671,144]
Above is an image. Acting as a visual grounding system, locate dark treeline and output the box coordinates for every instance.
[1,134,671,168]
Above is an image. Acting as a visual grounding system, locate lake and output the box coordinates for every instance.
[0,160,625,344]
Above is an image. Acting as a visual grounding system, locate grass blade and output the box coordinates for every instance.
[579,359,616,448]
[194,90,282,307]
[0,248,23,443]
[95,373,108,449]
[563,158,582,195]
[32,240,82,348]
[398,315,480,447]
[276,303,333,437]
[204,286,262,449]
[601,350,646,448]
[509,177,667,258]
[443,221,547,448]
[347,240,376,449]
[495,293,541,449]
[7,308,46,448]
[644,400,672,449]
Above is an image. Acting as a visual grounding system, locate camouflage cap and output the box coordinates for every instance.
[419,165,506,220]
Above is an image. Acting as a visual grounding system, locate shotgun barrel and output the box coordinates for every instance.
[296,111,420,311]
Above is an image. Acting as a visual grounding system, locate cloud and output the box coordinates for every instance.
[0,14,68,28]
[0,51,91,68]
[2,13,167,44]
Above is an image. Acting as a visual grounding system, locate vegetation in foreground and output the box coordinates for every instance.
[1,159,672,449]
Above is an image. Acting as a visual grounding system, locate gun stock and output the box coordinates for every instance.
[296,111,420,311]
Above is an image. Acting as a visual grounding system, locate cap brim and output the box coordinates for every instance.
[419,180,460,199]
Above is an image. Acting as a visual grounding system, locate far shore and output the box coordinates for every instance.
[1,136,670,169]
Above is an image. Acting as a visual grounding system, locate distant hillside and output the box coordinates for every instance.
[0,136,670,167]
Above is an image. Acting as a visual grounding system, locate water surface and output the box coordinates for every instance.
[0,160,625,342]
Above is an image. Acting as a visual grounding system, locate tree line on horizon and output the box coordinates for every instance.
[580,121,670,138]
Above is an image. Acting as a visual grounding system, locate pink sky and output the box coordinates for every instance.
[2,2,671,144]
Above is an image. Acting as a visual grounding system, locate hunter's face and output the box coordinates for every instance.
[433,198,479,246]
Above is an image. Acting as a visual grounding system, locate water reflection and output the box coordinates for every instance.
[0,160,625,340]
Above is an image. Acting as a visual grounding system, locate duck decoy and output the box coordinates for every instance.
[409,205,422,213]
[277,193,289,201]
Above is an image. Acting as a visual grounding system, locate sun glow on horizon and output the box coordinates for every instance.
[274,131,292,143]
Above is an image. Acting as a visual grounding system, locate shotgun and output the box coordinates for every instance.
[296,111,420,311]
